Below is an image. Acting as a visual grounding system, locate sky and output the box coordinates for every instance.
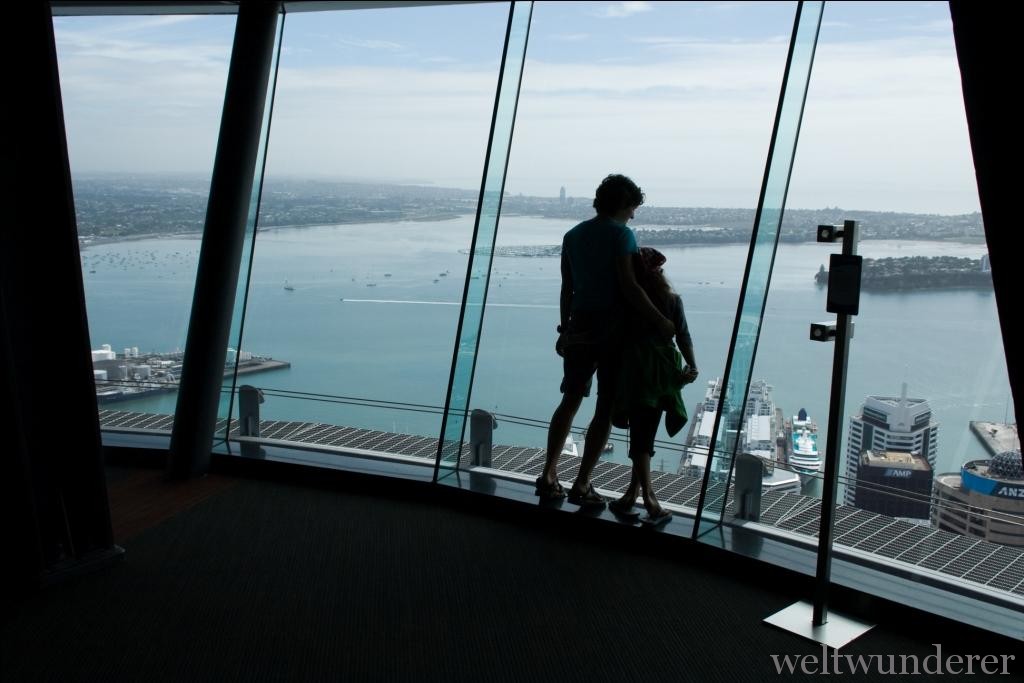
[52,1,980,214]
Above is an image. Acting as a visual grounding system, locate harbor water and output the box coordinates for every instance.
[81,215,1010,485]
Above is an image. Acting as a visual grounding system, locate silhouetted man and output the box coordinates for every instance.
[535,174,674,507]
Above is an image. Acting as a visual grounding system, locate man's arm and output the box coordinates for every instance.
[615,253,675,336]
[555,252,572,357]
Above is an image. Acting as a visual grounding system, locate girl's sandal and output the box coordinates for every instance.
[609,498,641,520]
[535,476,567,500]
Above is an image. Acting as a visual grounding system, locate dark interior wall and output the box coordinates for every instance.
[1,0,114,598]
[949,1,1021,428]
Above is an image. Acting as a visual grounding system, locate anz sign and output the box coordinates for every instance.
[962,462,1024,499]
[994,484,1024,499]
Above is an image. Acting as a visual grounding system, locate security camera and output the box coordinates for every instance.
[817,224,840,242]
[809,321,837,341]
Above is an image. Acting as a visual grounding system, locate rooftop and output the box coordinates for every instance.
[862,450,931,471]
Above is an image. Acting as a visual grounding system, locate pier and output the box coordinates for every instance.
[94,350,290,404]
[970,421,1020,457]
[234,358,291,376]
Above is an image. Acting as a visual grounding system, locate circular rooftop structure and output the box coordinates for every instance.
[990,449,1022,479]
[961,454,1024,500]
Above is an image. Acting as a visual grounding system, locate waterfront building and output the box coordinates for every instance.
[845,383,939,507]
[91,343,116,362]
[932,450,1024,547]
[854,450,932,521]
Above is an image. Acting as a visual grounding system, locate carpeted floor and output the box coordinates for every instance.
[2,469,1020,682]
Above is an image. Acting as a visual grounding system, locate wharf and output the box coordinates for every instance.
[234,359,290,376]
[970,421,1020,457]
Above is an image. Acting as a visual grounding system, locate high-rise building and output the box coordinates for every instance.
[933,450,1024,547]
[559,185,566,205]
[845,383,939,507]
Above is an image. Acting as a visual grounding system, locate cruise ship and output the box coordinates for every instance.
[742,379,776,465]
[788,408,822,476]
[679,378,722,479]
[679,378,801,495]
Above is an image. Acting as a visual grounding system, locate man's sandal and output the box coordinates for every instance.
[567,483,607,509]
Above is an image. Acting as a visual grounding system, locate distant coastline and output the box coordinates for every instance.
[73,174,986,249]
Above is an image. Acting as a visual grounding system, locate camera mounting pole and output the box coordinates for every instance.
[765,219,874,648]
[813,220,861,626]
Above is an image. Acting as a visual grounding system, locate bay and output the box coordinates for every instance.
[81,216,1011,481]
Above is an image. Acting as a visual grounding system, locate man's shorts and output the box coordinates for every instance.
[559,311,622,398]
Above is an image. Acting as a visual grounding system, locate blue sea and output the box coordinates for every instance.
[81,215,1010,478]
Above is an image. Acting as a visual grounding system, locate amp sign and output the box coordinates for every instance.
[883,468,913,478]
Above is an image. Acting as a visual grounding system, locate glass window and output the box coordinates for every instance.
[55,13,236,427]
[750,1,1022,595]
[231,3,510,456]
[470,1,796,505]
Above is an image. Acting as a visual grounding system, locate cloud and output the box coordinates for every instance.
[909,19,954,33]
[520,40,791,96]
[548,33,590,42]
[51,13,978,213]
[337,38,404,50]
[53,22,231,70]
[630,35,712,48]
[593,2,653,19]
[97,15,199,34]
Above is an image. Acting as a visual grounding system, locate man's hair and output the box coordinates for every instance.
[593,174,645,216]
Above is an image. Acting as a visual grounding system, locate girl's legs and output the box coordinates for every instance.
[623,406,663,514]
[636,449,663,517]
[613,471,640,509]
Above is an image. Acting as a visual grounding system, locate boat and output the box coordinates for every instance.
[678,379,721,478]
[679,377,801,496]
[283,280,295,291]
[788,408,821,476]
[561,435,579,458]
[742,379,776,472]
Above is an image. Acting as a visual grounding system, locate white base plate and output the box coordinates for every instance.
[764,600,875,649]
